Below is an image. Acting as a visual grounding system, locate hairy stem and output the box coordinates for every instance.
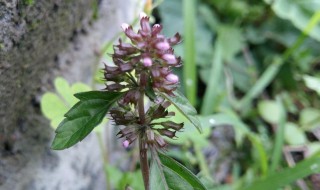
[138,72,146,124]
[140,138,150,190]
[138,72,149,190]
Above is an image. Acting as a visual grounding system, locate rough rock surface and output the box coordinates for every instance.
[0,0,141,189]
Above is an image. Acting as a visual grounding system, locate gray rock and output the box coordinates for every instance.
[0,0,141,189]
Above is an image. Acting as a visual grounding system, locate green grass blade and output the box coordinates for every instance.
[238,11,320,109]
[201,44,223,115]
[183,0,197,106]
[270,97,286,172]
[243,154,320,190]
[238,57,282,109]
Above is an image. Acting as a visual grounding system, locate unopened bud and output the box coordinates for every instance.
[147,129,155,142]
[121,23,130,31]
[123,140,130,148]
[139,12,148,19]
[166,73,179,83]
[156,41,170,51]
[152,24,163,36]
[155,135,166,148]
[157,129,176,138]
[161,121,184,131]
[143,57,152,67]
[162,54,177,64]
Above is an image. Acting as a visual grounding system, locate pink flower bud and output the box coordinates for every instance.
[156,41,170,51]
[123,140,130,148]
[143,57,152,67]
[162,54,177,64]
[152,24,162,36]
[166,73,179,83]
[140,12,148,19]
[121,23,130,31]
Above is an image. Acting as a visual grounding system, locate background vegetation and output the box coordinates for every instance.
[41,0,320,189]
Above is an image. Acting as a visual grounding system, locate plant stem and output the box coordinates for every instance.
[140,138,150,190]
[138,72,149,190]
[138,73,146,124]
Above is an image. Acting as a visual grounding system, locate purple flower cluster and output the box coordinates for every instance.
[105,13,184,149]
[104,13,182,96]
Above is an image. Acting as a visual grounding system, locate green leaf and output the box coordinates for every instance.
[307,143,320,156]
[54,77,78,106]
[51,91,124,150]
[258,100,282,124]
[303,75,320,95]
[160,91,202,133]
[300,108,320,131]
[41,78,92,129]
[150,152,207,190]
[243,154,320,190]
[284,122,307,145]
[217,25,244,62]
[267,0,320,42]
[150,157,167,190]
[41,92,69,122]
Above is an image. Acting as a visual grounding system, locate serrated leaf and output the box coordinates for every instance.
[150,152,207,190]
[51,91,124,150]
[160,91,202,133]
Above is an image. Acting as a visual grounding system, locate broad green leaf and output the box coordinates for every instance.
[217,25,244,62]
[51,91,124,150]
[308,143,320,156]
[41,78,92,129]
[150,158,167,190]
[150,152,207,190]
[41,92,69,121]
[266,0,320,42]
[300,108,320,131]
[54,77,77,106]
[303,75,320,95]
[243,154,320,190]
[258,100,282,124]
[160,91,202,133]
[284,122,307,145]
[71,83,91,94]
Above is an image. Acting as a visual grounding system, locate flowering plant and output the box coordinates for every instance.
[51,13,205,190]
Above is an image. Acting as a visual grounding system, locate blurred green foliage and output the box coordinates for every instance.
[40,0,320,189]
[158,0,320,189]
